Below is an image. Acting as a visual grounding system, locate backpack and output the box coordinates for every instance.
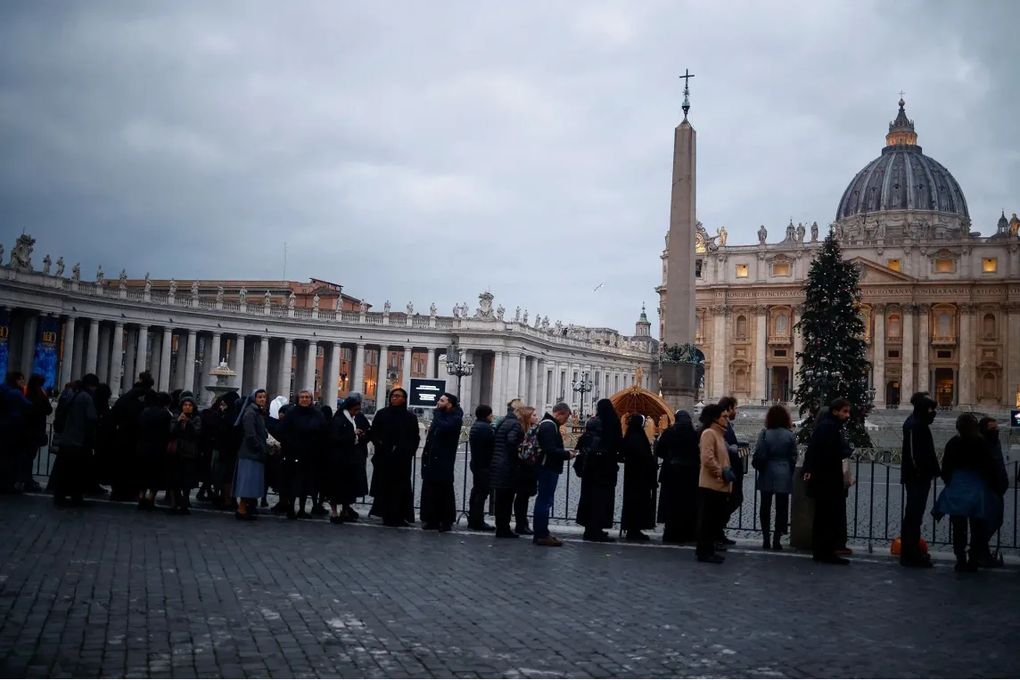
[518,425,541,465]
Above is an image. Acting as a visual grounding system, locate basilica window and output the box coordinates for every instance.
[934,257,955,274]
[982,257,998,273]
[887,313,901,338]
[981,372,998,400]
[886,259,901,272]
[733,366,749,393]
[735,263,749,278]
[937,312,953,338]
[695,259,703,278]
[735,315,748,340]
[775,313,789,336]
[983,313,996,339]
[772,261,791,277]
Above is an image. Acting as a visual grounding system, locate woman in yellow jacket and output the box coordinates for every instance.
[696,403,735,563]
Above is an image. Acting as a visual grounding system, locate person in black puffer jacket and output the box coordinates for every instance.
[467,405,495,530]
[489,401,525,538]
[900,391,939,567]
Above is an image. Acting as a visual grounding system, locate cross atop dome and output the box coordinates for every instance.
[886,96,918,147]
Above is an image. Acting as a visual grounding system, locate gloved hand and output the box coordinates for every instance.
[722,466,736,483]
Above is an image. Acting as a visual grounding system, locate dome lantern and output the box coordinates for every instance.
[886,97,918,147]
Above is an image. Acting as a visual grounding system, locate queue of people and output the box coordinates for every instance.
[1,369,1011,570]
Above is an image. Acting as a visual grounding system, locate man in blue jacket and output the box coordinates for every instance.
[533,403,576,547]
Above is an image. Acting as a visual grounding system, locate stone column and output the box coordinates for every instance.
[492,351,504,408]
[59,316,76,386]
[303,341,317,396]
[82,318,100,375]
[109,322,125,396]
[353,343,366,395]
[754,306,768,403]
[461,350,473,412]
[257,335,270,390]
[872,305,885,408]
[528,356,539,406]
[423,346,435,379]
[20,312,37,376]
[377,345,389,405]
[97,323,112,384]
[206,332,221,393]
[958,304,974,408]
[135,325,149,379]
[917,305,930,394]
[183,329,197,392]
[324,342,341,408]
[901,305,915,401]
[233,334,246,395]
[71,320,86,380]
[402,346,413,386]
[277,337,293,399]
[710,306,727,400]
[537,359,547,407]
[123,326,137,392]
[158,328,173,391]
[504,352,519,400]
[1006,303,1020,408]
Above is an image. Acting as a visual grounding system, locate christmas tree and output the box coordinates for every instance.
[794,229,873,446]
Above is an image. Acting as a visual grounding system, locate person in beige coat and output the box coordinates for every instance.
[696,403,735,563]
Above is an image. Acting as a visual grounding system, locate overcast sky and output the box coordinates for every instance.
[1,1,1017,337]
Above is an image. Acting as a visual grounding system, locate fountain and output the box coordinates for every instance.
[204,361,241,404]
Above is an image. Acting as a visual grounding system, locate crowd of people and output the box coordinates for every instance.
[0,369,1011,570]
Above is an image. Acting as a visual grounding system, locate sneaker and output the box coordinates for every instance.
[534,536,563,547]
[697,554,725,564]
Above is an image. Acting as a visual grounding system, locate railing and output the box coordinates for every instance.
[28,426,1019,554]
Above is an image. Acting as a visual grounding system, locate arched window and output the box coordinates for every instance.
[775,313,789,336]
[887,314,901,338]
[937,312,952,338]
[983,313,996,339]
[734,367,749,393]
[736,315,748,340]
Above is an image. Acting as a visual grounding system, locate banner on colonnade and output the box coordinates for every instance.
[0,308,8,377]
[32,316,59,391]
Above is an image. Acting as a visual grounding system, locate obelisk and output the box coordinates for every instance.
[661,70,698,410]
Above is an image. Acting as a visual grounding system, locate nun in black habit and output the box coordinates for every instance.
[655,410,701,543]
[369,388,421,527]
[576,399,623,542]
[620,413,658,541]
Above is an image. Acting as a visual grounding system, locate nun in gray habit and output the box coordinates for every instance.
[233,389,269,520]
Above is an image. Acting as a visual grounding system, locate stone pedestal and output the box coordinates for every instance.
[660,361,699,413]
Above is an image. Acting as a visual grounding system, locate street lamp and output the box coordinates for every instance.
[445,342,474,397]
[572,374,594,421]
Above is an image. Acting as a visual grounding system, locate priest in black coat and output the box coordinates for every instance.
[419,393,464,531]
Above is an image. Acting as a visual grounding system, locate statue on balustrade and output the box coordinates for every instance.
[42,254,51,275]
[95,265,105,286]
[758,224,767,245]
[217,286,226,305]
[143,273,151,293]
[810,221,819,242]
[72,263,81,281]
[192,281,200,298]
[118,270,127,289]
[239,287,247,305]
[9,234,35,271]
[382,300,391,315]
[522,309,529,324]
[496,305,505,321]
[406,301,414,316]
[169,279,177,297]
[429,302,437,317]
[288,292,296,310]
[55,257,65,277]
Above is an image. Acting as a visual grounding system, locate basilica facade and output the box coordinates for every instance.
[658,99,1020,412]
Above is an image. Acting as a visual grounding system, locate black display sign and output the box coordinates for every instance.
[1011,410,1020,429]
[409,378,448,409]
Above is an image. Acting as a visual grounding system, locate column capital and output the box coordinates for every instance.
[958,302,976,313]
[916,303,931,314]
[872,303,887,314]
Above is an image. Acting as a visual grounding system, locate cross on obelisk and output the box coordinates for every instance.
[680,69,695,120]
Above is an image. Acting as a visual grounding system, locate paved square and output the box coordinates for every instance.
[0,495,1017,678]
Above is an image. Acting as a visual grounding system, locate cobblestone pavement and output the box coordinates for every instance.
[0,495,1018,678]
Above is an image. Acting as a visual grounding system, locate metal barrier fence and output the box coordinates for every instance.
[28,431,1019,554]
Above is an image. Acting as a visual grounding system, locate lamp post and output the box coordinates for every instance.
[572,374,594,421]
[445,342,474,397]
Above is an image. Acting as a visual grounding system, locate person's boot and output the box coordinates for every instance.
[761,520,771,550]
[515,523,533,536]
[772,531,782,551]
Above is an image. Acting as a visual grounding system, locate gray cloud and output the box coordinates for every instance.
[1,0,1017,335]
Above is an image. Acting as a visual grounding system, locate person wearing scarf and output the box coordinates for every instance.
[620,413,658,541]
[233,389,269,520]
[324,393,365,524]
[166,394,202,514]
[370,388,421,527]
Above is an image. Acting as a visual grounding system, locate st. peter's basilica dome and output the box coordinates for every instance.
[835,99,969,230]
